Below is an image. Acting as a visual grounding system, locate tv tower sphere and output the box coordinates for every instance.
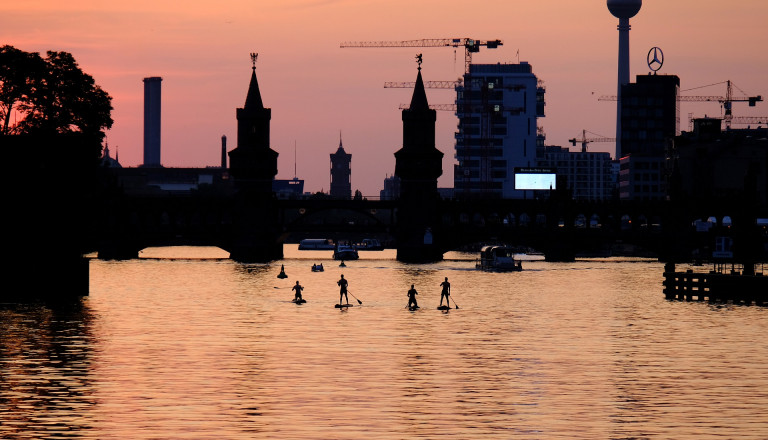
[607,0,642,19]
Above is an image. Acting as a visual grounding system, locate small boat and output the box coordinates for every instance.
[298,239,336,250]
[476,245,523,272]
[333,245,359,260]
[355,238,383,251]
[311,263,324,272]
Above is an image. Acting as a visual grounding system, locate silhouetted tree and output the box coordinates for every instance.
[0,45,112,138]
[0,45,43,134]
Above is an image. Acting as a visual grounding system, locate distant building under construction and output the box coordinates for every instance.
[454,62,546,199]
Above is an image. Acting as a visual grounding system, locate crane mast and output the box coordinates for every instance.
[569,130,615,153]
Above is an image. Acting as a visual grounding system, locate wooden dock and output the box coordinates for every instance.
[663,262,768,306]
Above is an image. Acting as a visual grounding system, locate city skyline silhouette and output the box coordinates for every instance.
[1,0,765,196]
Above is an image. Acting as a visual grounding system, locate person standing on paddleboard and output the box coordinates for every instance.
[337,274,349,305]
[292,280,304,302]
[407,284,419,309]
[440,277,451,307]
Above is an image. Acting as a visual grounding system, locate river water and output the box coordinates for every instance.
[1,246,767,439]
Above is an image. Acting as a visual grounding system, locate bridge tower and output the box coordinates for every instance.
[227,53,282,262]
[394,55,444,262]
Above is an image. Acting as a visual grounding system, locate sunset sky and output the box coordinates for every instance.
[2,1,766,196]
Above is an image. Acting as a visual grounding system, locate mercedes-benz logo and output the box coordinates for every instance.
[647,47,664,72]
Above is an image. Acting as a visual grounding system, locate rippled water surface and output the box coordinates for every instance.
[2,246,767,439]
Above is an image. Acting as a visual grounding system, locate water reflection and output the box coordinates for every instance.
[0,300,95,438]
[2,250,767,439]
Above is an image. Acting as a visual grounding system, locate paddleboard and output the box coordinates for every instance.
[437,305,450,310]
[408,305,420,311]
[335,304,353,308]
[292,299,306,304]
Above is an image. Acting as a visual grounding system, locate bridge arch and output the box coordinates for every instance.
[621,214,632,231]
[574,213,587,228]
[590,214,601,228]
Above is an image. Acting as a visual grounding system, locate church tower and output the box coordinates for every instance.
[228,53,278,191]
[394,55,444,262]
[330,133,352,199]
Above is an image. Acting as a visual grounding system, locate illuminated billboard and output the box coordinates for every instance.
[514,167,556,190]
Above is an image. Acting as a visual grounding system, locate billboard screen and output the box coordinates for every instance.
[514,168,556,190]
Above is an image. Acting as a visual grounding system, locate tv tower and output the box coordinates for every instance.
[607,0,642,160]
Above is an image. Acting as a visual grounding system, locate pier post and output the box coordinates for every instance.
[663,262,676,299]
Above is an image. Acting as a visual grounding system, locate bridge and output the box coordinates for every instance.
[7,135,766,302]
[90,181,764,264]
[7,60,766,300]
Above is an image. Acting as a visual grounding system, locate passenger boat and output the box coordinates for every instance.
[333,245,359,260]
[476,245,523,271]
[298,238,335,250]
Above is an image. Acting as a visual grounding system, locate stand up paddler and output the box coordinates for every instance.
[292,280,304,302]
[440,277,451,308]
[337,274,349,305]
[407,284,419,309]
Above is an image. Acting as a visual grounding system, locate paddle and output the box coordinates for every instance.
[347,290,362,305]
[450,296,460,309]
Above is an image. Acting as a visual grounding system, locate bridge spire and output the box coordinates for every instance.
[244,53,264,109]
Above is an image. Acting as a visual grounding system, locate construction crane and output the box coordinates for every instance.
[397,103,526,114]
[340,38,502,73]
[569,130,615,153]
[731,116,768,126]
[398,103,457,111]
[384,80,462,89]
[598,80,762,128]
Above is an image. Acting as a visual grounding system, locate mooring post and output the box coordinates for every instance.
[663,262,676,299]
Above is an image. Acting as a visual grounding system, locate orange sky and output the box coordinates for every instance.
[2,0,766,195]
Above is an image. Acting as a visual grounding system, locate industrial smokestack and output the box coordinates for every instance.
[143,77,163,167]
[221,135,227,168]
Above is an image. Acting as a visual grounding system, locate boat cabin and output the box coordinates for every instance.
[298,239,335,250]
[477,245,523,271]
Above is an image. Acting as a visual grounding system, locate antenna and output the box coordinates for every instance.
[294,140,297,179]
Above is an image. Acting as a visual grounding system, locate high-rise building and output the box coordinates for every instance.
[330,135,351,199]
[142,77,162,167]
[380,174,401,200]
[618,74,679,200]
[621,74,680,157]
[454,62,546,199]
[536,145,614,201]
[671,118,768,207]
